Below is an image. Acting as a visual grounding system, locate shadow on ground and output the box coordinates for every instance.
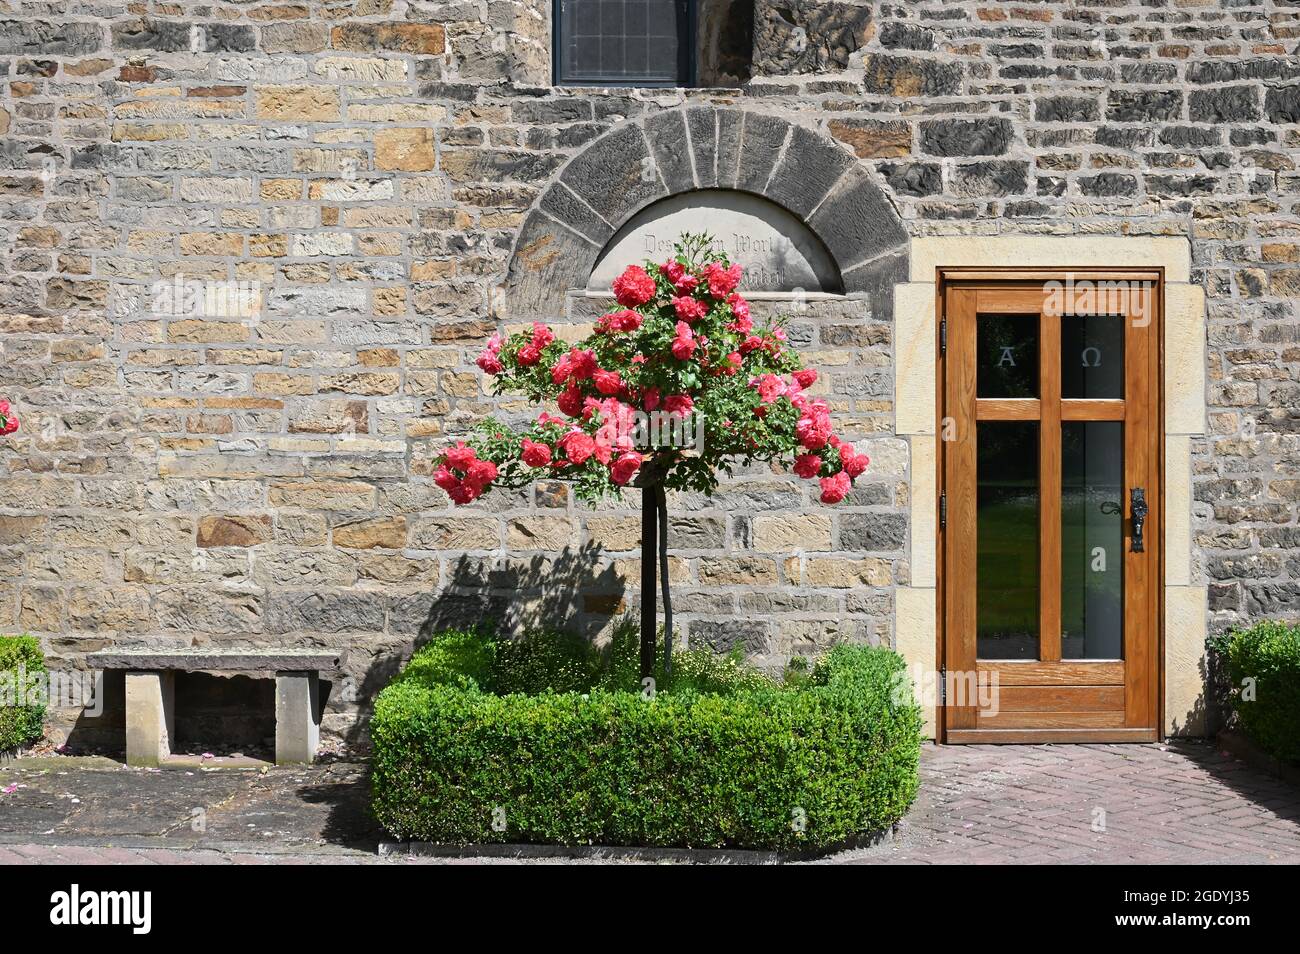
[0,757,382,851]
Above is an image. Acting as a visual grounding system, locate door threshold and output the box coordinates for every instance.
[944,728,1159,744]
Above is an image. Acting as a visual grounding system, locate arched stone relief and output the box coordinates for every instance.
[501,107,909,321]
[588,189,843,294]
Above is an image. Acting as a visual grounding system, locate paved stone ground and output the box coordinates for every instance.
[1,741,1297,864]
[834,741,1300,865]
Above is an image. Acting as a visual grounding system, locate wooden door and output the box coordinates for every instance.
[939,271,1161,743]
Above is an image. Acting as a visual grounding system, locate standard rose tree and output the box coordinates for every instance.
[434,234,868,678]
[0,398,17,437]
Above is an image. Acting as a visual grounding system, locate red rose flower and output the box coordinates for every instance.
[794,454,822,479]
[558,430,596,466]
[672,295,708,323]
[521,439,552,467]
[593,369,623,396]
[558,382,584,417]
[819,471,851,504]
[610,451,643,486]
[662,394,694,417]
[612,265,656,307]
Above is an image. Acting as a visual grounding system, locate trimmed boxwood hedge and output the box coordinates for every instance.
[1216,620,1300,761]
[0,635,46,753]
[370,627,922,851]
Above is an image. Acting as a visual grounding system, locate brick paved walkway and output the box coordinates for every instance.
[2,742,1297,864]
[837,741,1300,865]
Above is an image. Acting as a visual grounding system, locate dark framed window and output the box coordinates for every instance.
[554,0,696,87]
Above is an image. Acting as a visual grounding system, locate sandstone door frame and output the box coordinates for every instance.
[895,236,1208,741]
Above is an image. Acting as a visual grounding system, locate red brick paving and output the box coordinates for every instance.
[836,741,1300,864]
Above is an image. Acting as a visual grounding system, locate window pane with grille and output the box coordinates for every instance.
[557,0,686,85]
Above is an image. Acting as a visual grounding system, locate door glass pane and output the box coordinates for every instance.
[1061,314,1124,398]
[1061,421,1124,659]
[977,314,1039,398]
[977,421,1039,660]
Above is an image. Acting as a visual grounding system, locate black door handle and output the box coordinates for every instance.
[1130,487,1148,552]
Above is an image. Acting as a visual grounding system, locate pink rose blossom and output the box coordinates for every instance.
[558,430,596,466]
[671,321,697,360]
[558,382,584,417]
[521,439,552,467]
[671,295,708,323]
[819,471,850,504]
[593,369,623,396]
[610,451,644,486]
[794,454,822,479]
[612,265,656,307]
[663,394,694,417]
[702,262,743,299]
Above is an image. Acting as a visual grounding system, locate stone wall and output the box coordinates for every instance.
[1,0,1298,749]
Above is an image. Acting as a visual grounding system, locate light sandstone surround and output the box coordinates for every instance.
[897,235,1206,739]
[908,236,1193,284]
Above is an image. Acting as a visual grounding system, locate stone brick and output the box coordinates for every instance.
[375,128,435,171]
[1079,173,1138,197]
[920,117,1012,156]
[753,514,832,551]
[1106,89,1183,122]
[409,517,499,550]
[862,54,962,96]
[1263,84,1300,125]
[585,516,642,551]
[839,513,907,551]
[1189,86,1260,124]
[828,119,912,159]
[1035,96,1100,123]
[952,160,1029,197]
[198,515,273,548]
[507,517,575,551]
[754,0,873,74]
[333,516,407,550]
[255,86,341,121]
[261,22,332,54]
[805,557,893,587]
[268,480,376,511]
[321,372,399,395]
[699,557,779,585]
[266,592,385,634]
[0,21,102,55]
[330,23,445,55]
[878,161,942,196]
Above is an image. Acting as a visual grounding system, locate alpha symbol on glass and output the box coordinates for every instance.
[998,346,1016,366]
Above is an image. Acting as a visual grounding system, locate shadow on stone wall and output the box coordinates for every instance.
[342,542,625,753]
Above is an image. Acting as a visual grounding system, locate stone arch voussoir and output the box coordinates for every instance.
[501,108,909,321]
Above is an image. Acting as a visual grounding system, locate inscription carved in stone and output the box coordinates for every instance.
[588,190,842,293]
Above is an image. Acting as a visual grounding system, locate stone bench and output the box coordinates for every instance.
[86,649,341,767]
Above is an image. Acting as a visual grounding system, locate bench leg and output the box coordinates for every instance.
[275,671,320,765]
[125,671,175,767]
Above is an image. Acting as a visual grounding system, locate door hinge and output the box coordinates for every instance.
[939,491,947,530]
[939,666,948,705]
[939,316,947,355]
